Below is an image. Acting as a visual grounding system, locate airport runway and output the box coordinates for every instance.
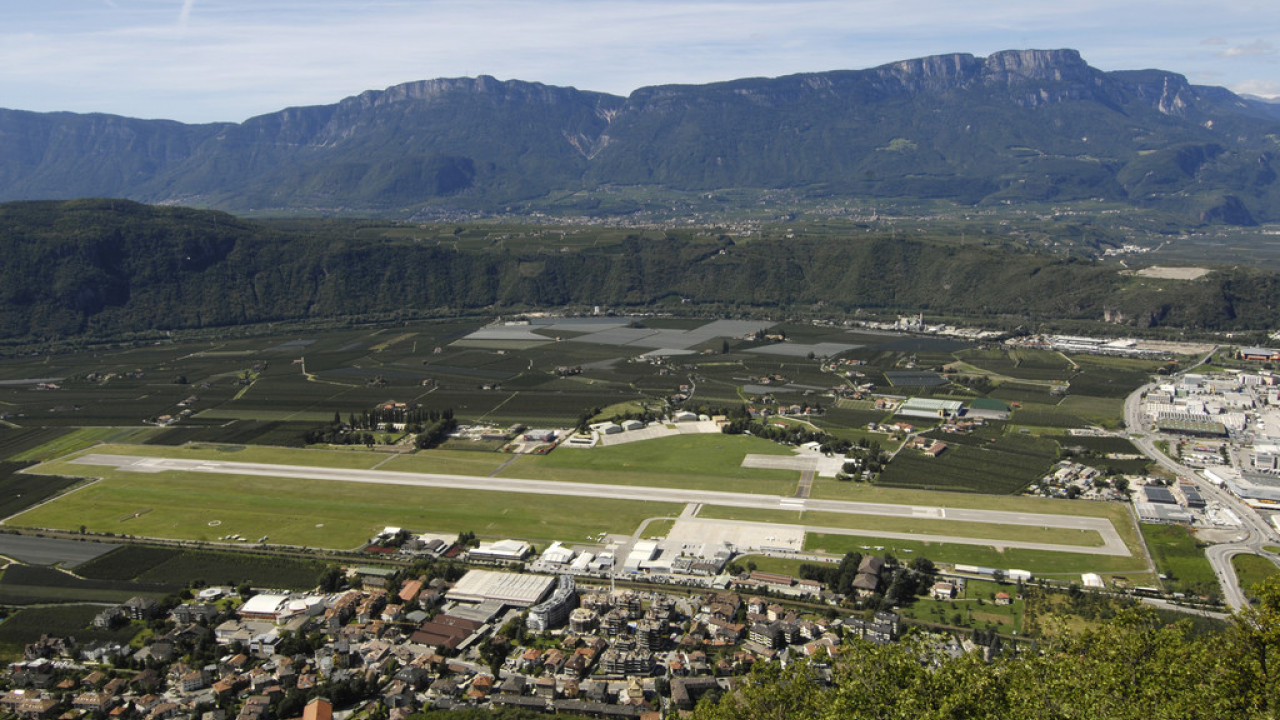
[71,453,1131,556]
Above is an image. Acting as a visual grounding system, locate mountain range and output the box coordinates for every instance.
[2,49,1279,224]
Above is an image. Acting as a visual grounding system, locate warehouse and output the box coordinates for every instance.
[445,570,556,608]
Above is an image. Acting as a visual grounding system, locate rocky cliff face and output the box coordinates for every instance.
[0,50,1277,223]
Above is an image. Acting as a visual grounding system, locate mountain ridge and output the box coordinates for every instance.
[2,49,1278,223]
[7,197,1280,344]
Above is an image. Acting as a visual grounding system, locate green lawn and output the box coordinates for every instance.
[381,449,514,476]
[499,434,800,494]
[640,519,676,539]
[807,483,1146,565]
[735,554,809,578]
[897,578,1024,634]
[11,461,680,549]
[1140,523,1220,598]
[697,506,1106,547]
[803,532,1150,576]
[1232,554,1280,600]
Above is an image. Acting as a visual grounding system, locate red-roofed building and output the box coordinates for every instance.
[302,698,332,720]
[398,580,423,605]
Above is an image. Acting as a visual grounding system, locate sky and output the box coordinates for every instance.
[2,0,1277,123]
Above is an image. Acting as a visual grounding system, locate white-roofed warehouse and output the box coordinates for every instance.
[446,570,556,608]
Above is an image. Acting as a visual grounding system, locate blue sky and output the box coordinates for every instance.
[2,0,1277,123]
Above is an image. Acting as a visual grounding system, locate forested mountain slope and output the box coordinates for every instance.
[4,199,1280,343]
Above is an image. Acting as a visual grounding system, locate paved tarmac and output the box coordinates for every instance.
[72,453,1130,556]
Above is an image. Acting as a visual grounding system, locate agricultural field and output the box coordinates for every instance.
[1007,403,1089,429]
[77,545,334,589]
[0,564,175,605]
[0,316,1164,448]
[11,427,161,461]
[955,347,1076,381]
[0,605,142,659]
[875,440,1052,494]
[0,428,75,461]
[0,464,83,519]
[1140,523,1220,598]
[74,545,182,580]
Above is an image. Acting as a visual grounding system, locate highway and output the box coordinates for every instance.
[1122,354,1280,611]
[71,453,1130,557]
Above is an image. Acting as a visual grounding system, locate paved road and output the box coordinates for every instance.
[71,453,1130,556]
[1205,543,1259,609]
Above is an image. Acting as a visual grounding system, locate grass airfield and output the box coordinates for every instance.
[10,435,1148,578]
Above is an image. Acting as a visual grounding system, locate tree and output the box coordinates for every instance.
[317,565,345,593]
[909,556,936,576]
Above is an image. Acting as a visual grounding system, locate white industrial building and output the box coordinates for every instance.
[239,594,291,622]
[622,540,660,573]
[539,541,576,566]
[468,539,532,563]
[445,570,556,607]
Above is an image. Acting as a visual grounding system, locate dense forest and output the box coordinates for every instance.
[4,199,1280,344]
[690,578,1280,720]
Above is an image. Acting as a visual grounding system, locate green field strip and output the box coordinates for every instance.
[380,450,513,476]
[808,482,1145,560]
[696,506,1106,547]
[802,533,1150,575]
[499,435,800,494]
[1139,523,1219,597]
[9,464,681,549]
[810,480,1111,516]
[1232,554,1280,597]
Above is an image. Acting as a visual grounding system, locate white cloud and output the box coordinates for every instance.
[1220,40,1276,57]
[1232,79,1280,99]
[1,0,1278,122]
